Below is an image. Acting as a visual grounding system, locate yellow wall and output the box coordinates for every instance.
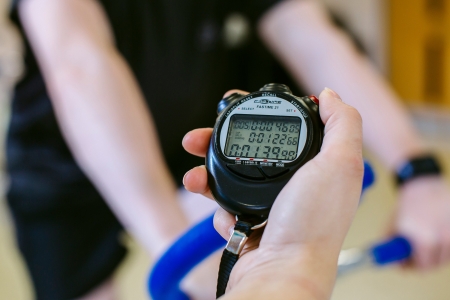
[390,0,450,106]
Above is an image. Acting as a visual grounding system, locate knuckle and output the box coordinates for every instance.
[325,148,364,177]
[344,105,363,124]
[344,153,364,178]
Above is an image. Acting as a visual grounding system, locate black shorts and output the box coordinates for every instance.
[7,175,126,300]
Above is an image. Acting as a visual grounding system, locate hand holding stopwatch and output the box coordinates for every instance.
[207,83,323,219]
[207,84,324,297]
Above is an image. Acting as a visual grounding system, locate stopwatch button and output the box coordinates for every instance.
[226,164,265,180]
[259,83,292,94]
[260,166,289,178]
[217,93,245,115]
[309,95,319,105]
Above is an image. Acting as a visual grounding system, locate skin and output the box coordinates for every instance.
[14,0,450,298]
[18,0,190,298]
[396,177,450,269]
[183,88,364,299]
[18,0,189,257]
[258,0,450,270]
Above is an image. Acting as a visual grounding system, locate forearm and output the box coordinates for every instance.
[45,49,188,256]
[259,0,426,170]
[18,0,189,256]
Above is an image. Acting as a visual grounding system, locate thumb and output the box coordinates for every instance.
[316,88,363,168]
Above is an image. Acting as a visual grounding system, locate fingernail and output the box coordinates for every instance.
[182,171,189,186]
[181,131,191,145]
[324,87,342,100]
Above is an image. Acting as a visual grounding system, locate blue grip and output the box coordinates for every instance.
[362,161,375,192]
[371,236,413,265]
[148,214,226,300]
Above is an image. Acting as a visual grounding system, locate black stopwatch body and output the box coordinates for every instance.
[206,84,324,219]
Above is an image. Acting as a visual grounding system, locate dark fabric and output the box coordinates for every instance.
[8,187,127,299]
[7,0,289,299]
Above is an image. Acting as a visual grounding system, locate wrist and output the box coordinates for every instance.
[398,175,446,198]
[395,155,442,186]
[108,188,189,257]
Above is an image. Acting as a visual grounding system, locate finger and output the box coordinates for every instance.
[383,213,412,268]
[182,89,249,157]
[316,88,363,174]
[214,212,264,253]
[182,128,213,157]
[413,237,440,271]
[183,166,214,200]
[213,207,236,240]
[318,88,362,153]
[223,89,249,98]
[384,215,417,270]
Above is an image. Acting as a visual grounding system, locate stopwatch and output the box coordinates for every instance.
[206,83,324,220]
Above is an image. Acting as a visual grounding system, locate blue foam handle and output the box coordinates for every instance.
[149,214,226,300]
[371,236,413,265]
[362,161,375,192]
[149,160,376,300]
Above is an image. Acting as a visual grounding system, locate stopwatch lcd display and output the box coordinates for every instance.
[224,114,302,160]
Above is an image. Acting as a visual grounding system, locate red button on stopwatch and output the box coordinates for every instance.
[309,95,319,105]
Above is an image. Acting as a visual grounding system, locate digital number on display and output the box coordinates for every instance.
[224,115,302,160]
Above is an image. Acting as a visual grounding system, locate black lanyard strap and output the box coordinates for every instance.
[216,218,267,298]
